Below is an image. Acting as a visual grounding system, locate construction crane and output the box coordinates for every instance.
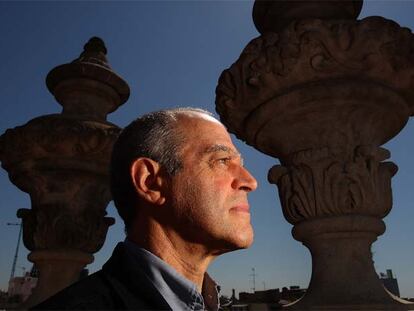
[7,222,22,279]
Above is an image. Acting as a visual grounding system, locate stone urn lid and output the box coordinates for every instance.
[46,37,130,117]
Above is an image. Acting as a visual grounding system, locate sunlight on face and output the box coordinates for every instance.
[168,114,257,254]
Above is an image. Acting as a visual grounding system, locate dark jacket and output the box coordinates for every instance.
[32,243,172,310]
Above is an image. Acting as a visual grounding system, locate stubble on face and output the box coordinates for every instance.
[165,114,255,255]
[170,171,254,255]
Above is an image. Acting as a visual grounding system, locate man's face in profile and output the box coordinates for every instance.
[167,114,258,254]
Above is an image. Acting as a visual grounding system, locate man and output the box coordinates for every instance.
[34,108,257,310]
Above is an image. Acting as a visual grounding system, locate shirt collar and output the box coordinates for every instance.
[124,239,219,311]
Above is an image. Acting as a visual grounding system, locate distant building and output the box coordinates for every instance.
[0,289,8,302]
[231,286,306,310]
[379,269,400,297]
[239,289,280,304]
[6,265,88,304]
[280,286,306,302]
[8,274,37,302]
[7,265,38,303]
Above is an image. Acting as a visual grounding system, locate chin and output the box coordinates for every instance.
[238,223,254,246]
[237,232,254,249]
[225,229,254,252]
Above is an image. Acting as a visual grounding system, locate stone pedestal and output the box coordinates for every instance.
[0,37,130,307]
[26,250,93,307]
[287,216,407,310]
[216,1,414,309]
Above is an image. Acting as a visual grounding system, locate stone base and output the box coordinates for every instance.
[287,215,414,310]
[21,249,94,308]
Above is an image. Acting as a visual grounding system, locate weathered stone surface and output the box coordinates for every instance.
[288,216,409,310]
[216,1,414,309]
[253,0,363,33]
[0,115,119,170]
[217,17,414,158]
[268,146,397,224]
[0,37,129,307]
[22,249,94,309]
[46,37,129,120]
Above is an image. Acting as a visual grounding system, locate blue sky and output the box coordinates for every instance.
[1,0,414,299]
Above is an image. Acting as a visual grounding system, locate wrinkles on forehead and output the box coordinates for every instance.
[200,144,240,157]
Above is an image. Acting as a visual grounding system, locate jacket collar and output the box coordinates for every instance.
[123,240,220,311]
[102,242,220,311]
[102,242,172,310]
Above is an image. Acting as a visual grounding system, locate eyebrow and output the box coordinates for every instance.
[200,144,245,166]
[199,144,240,156]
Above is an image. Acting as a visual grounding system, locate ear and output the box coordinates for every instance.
[130,158,167,205]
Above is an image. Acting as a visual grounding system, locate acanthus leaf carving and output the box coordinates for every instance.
[268,145,397,224]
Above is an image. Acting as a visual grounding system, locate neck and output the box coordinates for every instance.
[128,218,216,292]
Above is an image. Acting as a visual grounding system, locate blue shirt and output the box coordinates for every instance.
[124,240,219,311]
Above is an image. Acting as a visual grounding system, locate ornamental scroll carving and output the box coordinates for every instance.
[216,16,414,137]
[17,206,114,253]
[0,115,120,170]
[268,145,397,225]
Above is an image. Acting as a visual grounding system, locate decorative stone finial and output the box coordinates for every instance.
[74,37,109,69]
[46,36,130,120]
[84,37,107,55]
[0,36,125,306]
[253,0,363,34]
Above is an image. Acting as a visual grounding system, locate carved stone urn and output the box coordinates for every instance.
[216,1,414,309]
[0,37,130,307]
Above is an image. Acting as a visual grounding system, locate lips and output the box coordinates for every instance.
[230,204,250,213]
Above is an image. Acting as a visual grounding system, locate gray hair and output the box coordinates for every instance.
[110,107,213,233]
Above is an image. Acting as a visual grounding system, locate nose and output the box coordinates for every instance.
[233,165,258,192]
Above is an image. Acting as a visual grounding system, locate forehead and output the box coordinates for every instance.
[176,113,236,152]
[176,111,221,125]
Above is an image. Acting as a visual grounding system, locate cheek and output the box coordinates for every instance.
[209,179,232,212]
[212,176,232,194]
[173,176,229,224]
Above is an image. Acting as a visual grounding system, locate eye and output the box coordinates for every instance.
[217,157,232,165]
